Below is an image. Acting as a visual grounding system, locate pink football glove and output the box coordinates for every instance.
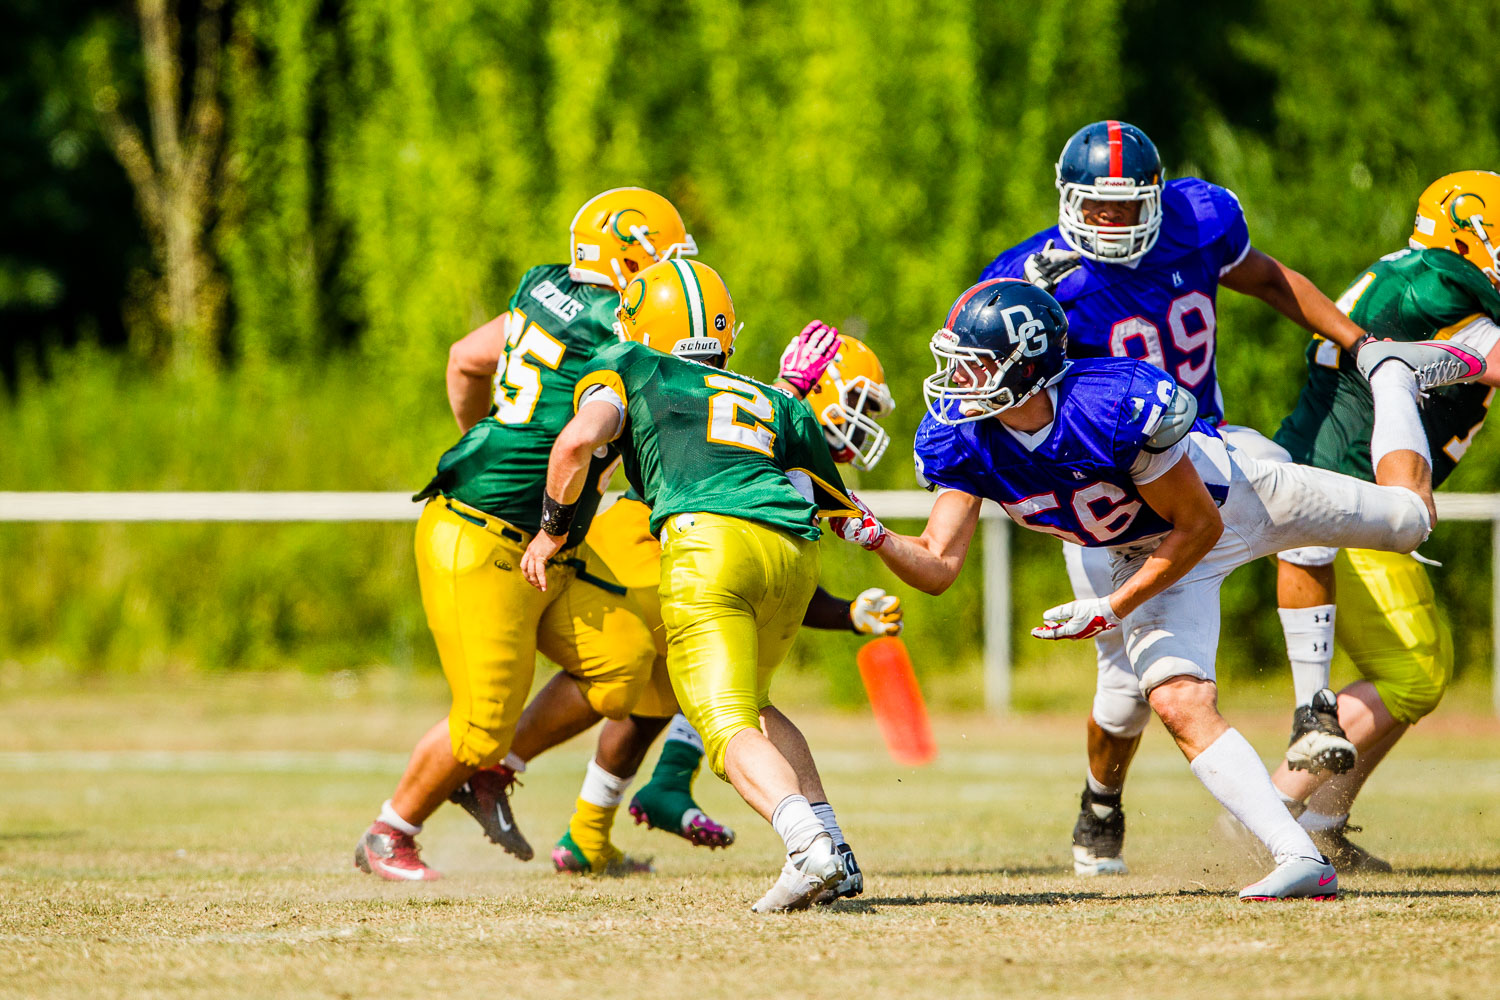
[830,491,887,550]
[1030,597,1121,640]
[778,321,843,396]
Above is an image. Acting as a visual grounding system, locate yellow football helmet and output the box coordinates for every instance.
[1410,170,1500,286]
[804,335,895,470]
[615,259,739,364]
[569,187,697,291]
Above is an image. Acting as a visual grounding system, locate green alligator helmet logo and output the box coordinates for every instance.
[1449,191,1487,231]
[621,277,647,318]
[610,207,658,247]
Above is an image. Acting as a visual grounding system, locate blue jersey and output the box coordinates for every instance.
[980,177,1250,425]
[915,358,1224,547]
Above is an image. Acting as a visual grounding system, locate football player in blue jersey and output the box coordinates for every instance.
[831,278,1484,899]
[979,120,1381,875]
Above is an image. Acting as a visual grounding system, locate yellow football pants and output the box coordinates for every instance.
[415,500,655,768]
[1334,548,1452,724]
[586,497,678,719]
[657,512,820,779]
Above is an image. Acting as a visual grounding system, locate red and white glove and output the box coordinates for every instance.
[830,491,887,550]
[850,587,903,636]
[778,320,843,396]
[1031,596,1121,640]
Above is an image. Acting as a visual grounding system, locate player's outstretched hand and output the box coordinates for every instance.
[520,531,567,591]
[1023,239,1083,294]
[830,491,887,551]
[1031,596,1120,640]
[778,320,843,397]
[850,587,903,636]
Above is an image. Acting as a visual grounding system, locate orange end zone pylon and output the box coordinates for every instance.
[856,637,937,766]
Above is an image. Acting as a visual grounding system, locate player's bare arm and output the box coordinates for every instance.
[1106,456,1223,618]
[865,488,983,596]
[447,312,509,432]
[1221,248,1368,351]
[520,398,621,589]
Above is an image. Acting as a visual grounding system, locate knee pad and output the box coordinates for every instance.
[583,675,644,722]
[1391,677,1447,723]
[1092,686,1151,739]
[700,720,757,781]
[1279,545,1338,568]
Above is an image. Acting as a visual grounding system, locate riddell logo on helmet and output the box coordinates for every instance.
[1093,176,1135,188]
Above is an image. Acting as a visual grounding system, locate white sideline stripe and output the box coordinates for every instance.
[0,750,409,773]
[0,490,959,522]
[0,748,1168,777]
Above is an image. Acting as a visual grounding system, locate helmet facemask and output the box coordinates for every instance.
[819,374,894,471]
[923,329,1063,426]
[1057,175,1163,264]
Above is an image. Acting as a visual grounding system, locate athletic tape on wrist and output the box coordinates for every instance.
[540,494,578,537]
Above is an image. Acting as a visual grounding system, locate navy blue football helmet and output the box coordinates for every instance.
[1056,120,1165,263]
[924,278,1070,425]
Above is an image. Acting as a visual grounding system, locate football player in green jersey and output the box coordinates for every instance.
[539,329,897,893]
[521,258,868,911]
[1268,170,1500,869]
[353,188,695,881]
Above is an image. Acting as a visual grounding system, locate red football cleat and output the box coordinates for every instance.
[354,821,441,881]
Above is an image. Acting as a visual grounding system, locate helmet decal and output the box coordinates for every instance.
[1450,191,1487,229]
[1106,119,1124,177]
[621,277,647,318]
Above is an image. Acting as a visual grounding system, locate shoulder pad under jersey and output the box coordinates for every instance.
[1143,384,1198,453]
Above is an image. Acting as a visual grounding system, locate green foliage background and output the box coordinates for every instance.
[4,0,1500,705]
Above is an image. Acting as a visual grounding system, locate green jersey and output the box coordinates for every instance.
[575,341,857,539]
[1275,247,1500,486]
[415,265,620,546]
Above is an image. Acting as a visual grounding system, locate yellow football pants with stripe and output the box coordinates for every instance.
[586,497,678,719]
[415,500,655,768]
[1334,548,1452,725]
[657,512,820,780]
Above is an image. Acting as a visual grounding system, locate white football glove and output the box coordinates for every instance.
[1031,596,1121,641]
[829,491,887,550]
[850,587,903,636]
[1023,239,1083,294]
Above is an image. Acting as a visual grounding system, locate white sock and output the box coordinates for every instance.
[1086,770,1123,799]
[379,800,421,836]
[663,713,705,753]
[1279,605,1336,707]
[770,794,826,856]
[810,801,846,846]
[1189,729,1319,864]
[579,759,633,809]
[1298,808,1348,833]
[1369,363,1430,470]
[503,752,527,773]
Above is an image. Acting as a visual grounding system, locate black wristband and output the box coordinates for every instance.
[540,494,579,537]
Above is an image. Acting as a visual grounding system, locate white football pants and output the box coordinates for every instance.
[1071,426,1429,733]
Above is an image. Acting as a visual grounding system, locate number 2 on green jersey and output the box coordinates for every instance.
[705,374,777,456]
[493,309,566,425]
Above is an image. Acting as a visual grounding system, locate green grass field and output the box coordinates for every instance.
[2,672,1497,1000]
